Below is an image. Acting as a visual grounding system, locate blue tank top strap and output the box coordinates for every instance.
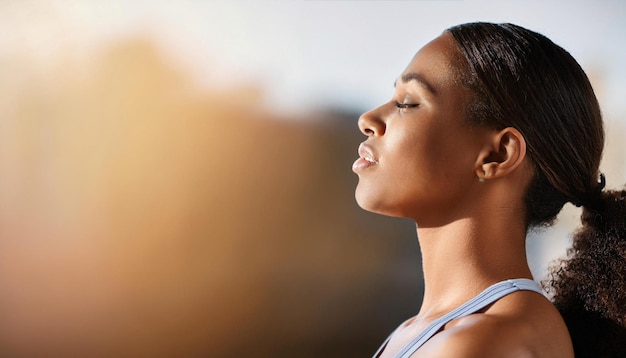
[372,278,543,358]
[371,326,398,358]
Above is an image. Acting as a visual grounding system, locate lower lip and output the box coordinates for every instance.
[352,158,377,173]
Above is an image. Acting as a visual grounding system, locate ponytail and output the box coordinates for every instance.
[546,187,626,357]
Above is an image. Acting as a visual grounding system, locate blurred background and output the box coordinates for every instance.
[0,1,624,357]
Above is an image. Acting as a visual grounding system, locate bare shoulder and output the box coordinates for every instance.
[417,291,574,358]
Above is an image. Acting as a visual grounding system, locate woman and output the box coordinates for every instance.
[352,22,626,357]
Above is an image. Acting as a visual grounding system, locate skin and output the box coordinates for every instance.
[353,32,574,357]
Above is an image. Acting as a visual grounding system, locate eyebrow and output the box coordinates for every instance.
[394,72,438,95]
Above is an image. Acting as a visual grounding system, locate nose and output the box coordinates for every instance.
[358,105,386,137]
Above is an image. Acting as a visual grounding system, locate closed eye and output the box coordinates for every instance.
[395,101,419,109]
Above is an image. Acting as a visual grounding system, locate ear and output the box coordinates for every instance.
[474,127,527,180]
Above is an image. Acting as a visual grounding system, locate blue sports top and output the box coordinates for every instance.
[372,278,544,358]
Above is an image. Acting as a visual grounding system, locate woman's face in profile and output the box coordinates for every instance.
[353,33,493,225]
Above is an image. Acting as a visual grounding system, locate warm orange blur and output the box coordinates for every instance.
[0,38,420,357]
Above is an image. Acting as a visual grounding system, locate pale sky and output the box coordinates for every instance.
[1,0,625,116]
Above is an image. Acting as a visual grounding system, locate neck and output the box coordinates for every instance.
[415,216,532,318]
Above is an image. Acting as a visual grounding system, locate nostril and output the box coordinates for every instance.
[358,104,387,137]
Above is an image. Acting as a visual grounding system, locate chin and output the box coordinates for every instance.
[355,188,380,212]
[354,194,374,212]
[355,187,426,221]
[355,190,402,218]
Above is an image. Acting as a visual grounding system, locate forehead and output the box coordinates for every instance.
[399,33,464,91]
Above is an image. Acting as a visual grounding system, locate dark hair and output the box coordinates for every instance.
[447,22,626,357]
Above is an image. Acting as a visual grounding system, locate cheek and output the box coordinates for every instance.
[354,140,433,215]
[354,123,478,217]
[390,127,442,177]
[389,133,475,203]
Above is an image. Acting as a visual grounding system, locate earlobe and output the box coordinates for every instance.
[475,127,527,180]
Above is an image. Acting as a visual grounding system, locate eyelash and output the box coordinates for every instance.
[395,101,419,109]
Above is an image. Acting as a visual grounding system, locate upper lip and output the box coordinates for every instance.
[358,142,378,163]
